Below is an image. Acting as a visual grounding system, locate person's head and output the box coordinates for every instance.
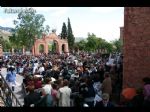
[45,77,51,84]
[79,77,86,83]
[86,77,93,86]
[52,83,58,90]
[12,66,15,71]
[7,67,11,71]
[76,67,81,72]
[104,72,110,78]
[143,77,150,85]
[102,93,110,105]
[27,85,35,93]
[34,76,38,81]
[90,64,94,68]
[35,60,37,63]
[39,77,42,81]
[85,67,89,72]
[136,88,143,95]
[63,79,69,87]
[28,76,34,81]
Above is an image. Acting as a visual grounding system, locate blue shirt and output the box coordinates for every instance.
[6,71,16,84]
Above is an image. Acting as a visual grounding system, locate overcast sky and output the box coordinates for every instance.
[0,7,124,42]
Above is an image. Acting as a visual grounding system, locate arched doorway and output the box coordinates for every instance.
[48,40,58,54]
[33,32,69,55]
[52,40,57,53]
[62,44,65,53]
[39,44,44,53]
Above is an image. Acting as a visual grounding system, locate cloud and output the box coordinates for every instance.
[72,18,122,42]
[32,7,67,12]
[50,8,69,17]
[31,7,69,16]
[90,7,123,13]
[0,17,16,28]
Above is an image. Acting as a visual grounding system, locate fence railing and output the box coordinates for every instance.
[22,82,27,96]
[0,73,22,107]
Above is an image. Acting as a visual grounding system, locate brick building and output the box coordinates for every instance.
[123,7,150,89]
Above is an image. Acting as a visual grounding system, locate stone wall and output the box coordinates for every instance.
[123,7,150,88]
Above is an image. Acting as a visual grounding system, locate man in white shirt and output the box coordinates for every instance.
[42,78,52,95]
[33,60,39,74]
[38,65,45,75]
[57,79,71,107]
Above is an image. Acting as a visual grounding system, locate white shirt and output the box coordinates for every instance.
[94,94,102,106]
[42,84,52,95]
[74,60,78,66]
[38,66,45,74]
[106,58,114,66]
[57,86,71,107]
[33,63,39,74]
[34,62,38,67]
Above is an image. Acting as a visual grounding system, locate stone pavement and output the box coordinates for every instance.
[0,97,5,107]
[0,68,25,106]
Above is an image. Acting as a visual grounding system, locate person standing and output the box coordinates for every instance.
[142,77,150,107]
[24,85,41,107]
[6,66,16,91]
[42,77,52,95]
[101,72,112,96]
[95,93,114,107]
[34,86,54,107]
[57,79,72,107]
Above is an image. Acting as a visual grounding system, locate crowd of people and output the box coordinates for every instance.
[0,52,150,107]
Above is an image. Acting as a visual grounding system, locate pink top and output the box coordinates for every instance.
[51,89,58,98]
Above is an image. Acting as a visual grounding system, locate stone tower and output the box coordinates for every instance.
[123,7,150,88]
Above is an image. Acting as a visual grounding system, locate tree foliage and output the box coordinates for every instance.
[111,39,122,52]
[11,8,48,50]
[75,40,87,51]
[61,22,67,39]
[74,33,115,53]
[67,18,75,50]
[0,36,11,52]
[86,33,98,51]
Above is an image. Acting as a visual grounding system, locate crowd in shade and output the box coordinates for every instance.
[0,52,150,107]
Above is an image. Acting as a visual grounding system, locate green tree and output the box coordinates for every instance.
[3,40,11,52]
[0,36,11,52]
[13,8,47,50]
[86,33,98,51]
[104,42,113,53]
[67,18,75,50]
[0,36,4,46]
[61,22,67,39]
[96,38,113,53]
[111,39,122,52]
[75,39,87,51]
[9,33,21,49]
[44,25,50,35]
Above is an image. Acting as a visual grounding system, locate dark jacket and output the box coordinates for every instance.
[95,101,114,107]
[24,92,41,107]
[34,94,53,107]
[131,94,144,107]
